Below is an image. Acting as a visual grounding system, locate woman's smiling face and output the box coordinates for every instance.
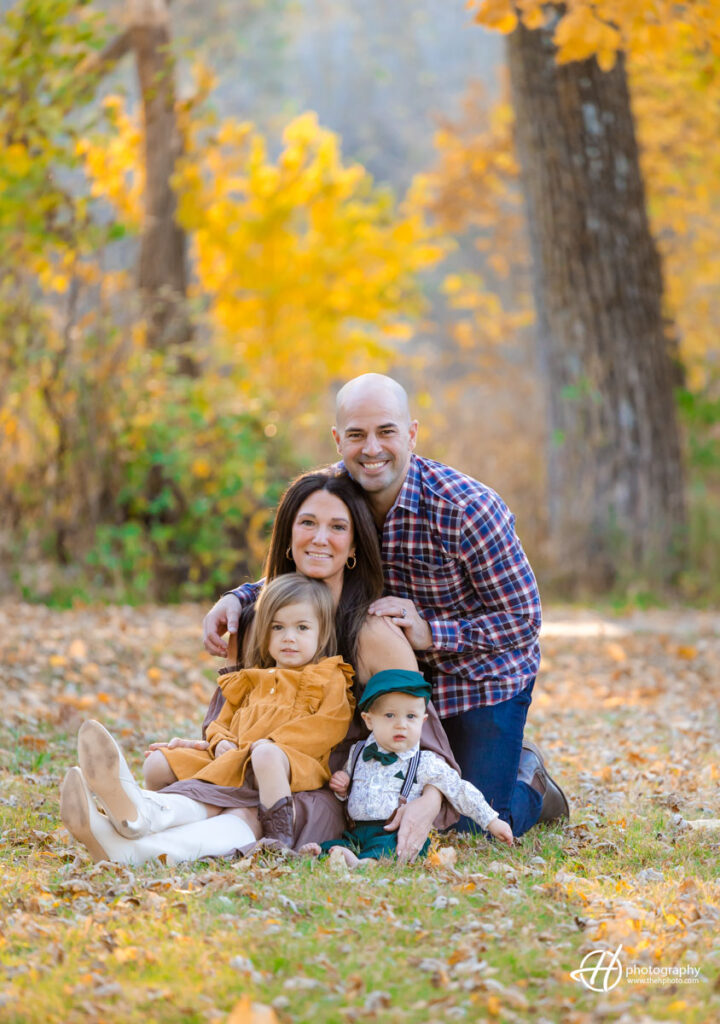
[290,490,355,603]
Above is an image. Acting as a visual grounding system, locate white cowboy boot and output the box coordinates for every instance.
[78,719,207,837]
[60,767,255,865]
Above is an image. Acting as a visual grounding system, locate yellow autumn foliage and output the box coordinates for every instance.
[177,110,445,417]
[630,28,720,390]
[416,83,533,357]
[76,96,144,228]
[3,84,447,601]
[79,101,446,422]
[470,1,720,68]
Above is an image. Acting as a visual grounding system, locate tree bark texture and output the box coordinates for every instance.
[506,17,685,591]
[128,0,190,352]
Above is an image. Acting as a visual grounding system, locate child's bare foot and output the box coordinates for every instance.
[355,857,378,870]
[298,842,321,858]
[328,846,360,869]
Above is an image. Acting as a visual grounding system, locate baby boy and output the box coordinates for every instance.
[301,669,513,867]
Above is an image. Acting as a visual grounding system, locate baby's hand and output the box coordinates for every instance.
[329,770,351,798]
[214,740,238,757]
[488,816,514,847]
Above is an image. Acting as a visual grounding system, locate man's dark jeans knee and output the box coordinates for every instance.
[441,680,541,838]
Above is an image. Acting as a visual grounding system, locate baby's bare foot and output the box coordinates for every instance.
[327,846,360,869]
[298,842,321,857]
[356,857,378,870]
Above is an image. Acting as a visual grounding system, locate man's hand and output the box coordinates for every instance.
[329,770,350,799]
[145,737,209,757]
[384,785,442,862]
[488,816,514,846]
[367,597,432,651]
[203,594,241,656]
[215,739,238,758]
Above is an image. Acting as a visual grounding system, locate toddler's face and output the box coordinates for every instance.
[361,693,427,753]
[268,601,320,669]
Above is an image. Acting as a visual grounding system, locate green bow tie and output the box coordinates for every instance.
[363,742,398,766]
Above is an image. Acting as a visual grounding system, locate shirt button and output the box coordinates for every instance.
[270,688,275,694]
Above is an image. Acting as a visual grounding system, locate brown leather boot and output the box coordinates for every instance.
[258,795,295,847]
[518,739,570,823]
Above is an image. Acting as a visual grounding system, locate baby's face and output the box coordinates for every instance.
[361,693,427,753]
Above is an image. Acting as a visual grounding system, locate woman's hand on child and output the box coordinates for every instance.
[144,738,209,757]
[488,817,514,846]
[329,770,350,798]
[215,740,239,757]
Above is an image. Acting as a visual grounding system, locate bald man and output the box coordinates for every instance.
[204,374,568,844]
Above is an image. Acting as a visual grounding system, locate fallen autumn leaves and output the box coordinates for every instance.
[1,602,719,1023]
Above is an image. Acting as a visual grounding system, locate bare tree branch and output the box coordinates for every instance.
[75,28,132,80]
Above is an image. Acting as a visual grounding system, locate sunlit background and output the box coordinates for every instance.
[1,0,718,605]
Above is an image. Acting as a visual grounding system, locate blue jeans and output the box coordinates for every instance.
[441,680,542,838]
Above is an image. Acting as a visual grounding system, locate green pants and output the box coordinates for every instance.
[319,820,431,861]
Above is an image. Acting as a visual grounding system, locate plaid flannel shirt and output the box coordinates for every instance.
[374,455,541,717]
[231,455,541,718]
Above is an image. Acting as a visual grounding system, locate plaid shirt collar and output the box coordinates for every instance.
[388,455,422,516]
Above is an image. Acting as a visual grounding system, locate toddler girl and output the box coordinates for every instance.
[61,574,355,861]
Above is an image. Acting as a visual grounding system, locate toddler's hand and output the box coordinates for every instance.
[214,739,238,757]
[329,770,350,798]
[145,737,209,757]
[488,816,513,846]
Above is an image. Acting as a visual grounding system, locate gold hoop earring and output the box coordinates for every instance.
[286,546,294,562]
[346,555,357,570]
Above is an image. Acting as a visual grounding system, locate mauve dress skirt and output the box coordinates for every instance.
[160,688,460,855]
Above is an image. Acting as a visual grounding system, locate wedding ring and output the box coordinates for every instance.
[401,608,407,618]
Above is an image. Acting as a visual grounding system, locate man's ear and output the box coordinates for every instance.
[408,419,419,451]
[331,425,341,452]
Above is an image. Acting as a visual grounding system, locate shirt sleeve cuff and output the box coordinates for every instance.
[428,618,463,653]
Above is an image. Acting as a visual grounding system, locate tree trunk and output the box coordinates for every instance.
[506,16,685,591]
[128,0,191,355]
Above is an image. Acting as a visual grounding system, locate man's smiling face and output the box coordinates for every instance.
[332,380,418,516]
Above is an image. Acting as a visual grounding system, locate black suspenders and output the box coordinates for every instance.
[346,740,422,821]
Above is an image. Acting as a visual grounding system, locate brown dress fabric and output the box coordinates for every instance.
[161,657,355,792]
[162,686,460,852]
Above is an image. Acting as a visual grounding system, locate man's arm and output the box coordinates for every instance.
[202,580,264,656]
[425,494,541,655]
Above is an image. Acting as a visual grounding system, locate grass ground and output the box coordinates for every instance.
[1,602,719,1023]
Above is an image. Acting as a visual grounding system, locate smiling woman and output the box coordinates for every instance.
[289,489,356,606]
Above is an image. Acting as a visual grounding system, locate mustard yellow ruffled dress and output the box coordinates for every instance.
[161,656,355,792]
